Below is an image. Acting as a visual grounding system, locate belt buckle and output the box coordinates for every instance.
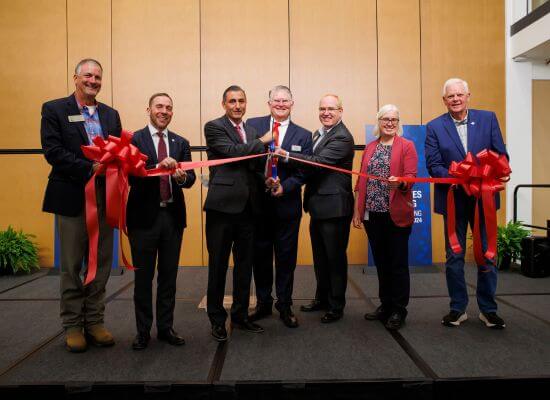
[159,202,168,208]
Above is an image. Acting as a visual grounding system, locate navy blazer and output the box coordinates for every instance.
[126,126,196,231]
[425,109,508,215]
[41,93,122,216]
[246,115,313,220]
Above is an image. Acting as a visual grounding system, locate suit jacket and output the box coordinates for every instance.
[291,121,355,220]
[41,93,122,216]
[126,126,196,231]
[425,109,508,215]
[203,115,266,215]
[246,115,313,220]
[355,135,418,227]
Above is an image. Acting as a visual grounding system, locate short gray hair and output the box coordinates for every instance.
[269,85,292,100]
[75,58,103,75]
[442,78,469,96]
[372,104,403,137]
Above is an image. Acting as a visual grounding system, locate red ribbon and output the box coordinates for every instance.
[446,150,511,268]
[81,131,266,285]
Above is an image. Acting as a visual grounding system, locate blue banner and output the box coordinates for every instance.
[365,125,432,266]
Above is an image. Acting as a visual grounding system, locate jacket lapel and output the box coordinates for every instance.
[168,131,178,159]
[389,135,402,176]
[142,126,158,165]
[223,115,242,143]
[466,109,477,154]
[281,122,297,150]
[97,103,110,138]
[67,94,89,144]
[442,114,466,158]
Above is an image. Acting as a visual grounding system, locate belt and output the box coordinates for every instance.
[160,202,168,208]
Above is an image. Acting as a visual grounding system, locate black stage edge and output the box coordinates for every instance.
[1,266,549,399]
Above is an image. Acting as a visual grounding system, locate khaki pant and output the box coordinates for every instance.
[57,184,114,330]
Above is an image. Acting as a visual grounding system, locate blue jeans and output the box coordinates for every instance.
[443,198,498,314]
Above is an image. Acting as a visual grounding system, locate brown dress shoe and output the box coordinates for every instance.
[86,324,115,347]
[65,328,87,353]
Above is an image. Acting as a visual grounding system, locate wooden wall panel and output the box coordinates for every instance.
[67,0,112,105]
[112,0,202,266]
[0,0,66,148]
[377,0,421,124]
[0,156,54,266]
[289,0,377,145]
[532,80,550,229]
[420,0,505,262]
[201,0,290,129]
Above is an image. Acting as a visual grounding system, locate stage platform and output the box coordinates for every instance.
[0,265,549,399]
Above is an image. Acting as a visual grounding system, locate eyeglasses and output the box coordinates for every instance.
[270,99,292,104]
[318,107,341,113]
[379,118,399,125]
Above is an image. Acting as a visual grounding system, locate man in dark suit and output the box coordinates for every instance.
[275,94,355,323]
[41,59,121,352]
[127,93,196,350]
[246,85,312,328]
[425,78,508,329]
[204,86,273,341]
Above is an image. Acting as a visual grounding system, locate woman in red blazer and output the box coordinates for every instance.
[352,104,418,330]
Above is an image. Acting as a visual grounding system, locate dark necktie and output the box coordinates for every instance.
[235,124,246,143]
[157,132,171,202]
[312,130,323,151]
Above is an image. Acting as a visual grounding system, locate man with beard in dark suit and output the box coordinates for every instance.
[127,93,196,350]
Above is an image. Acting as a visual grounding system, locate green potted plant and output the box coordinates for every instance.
[0,226,40,275]
[497,221,530,270]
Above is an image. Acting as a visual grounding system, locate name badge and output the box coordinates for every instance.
[291,145,302,152]
[68,115,85,122]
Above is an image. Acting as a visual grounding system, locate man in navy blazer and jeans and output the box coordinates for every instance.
[247,86,313,328]
[425,78,508,329]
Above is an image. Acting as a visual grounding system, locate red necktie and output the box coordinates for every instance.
[235,124,246,143]
[273,121,280,146]
[157,132,171,201]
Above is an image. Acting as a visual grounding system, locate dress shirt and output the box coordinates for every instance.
[451,111,468,153]
[148,123,173,203]
[229,119,247,143]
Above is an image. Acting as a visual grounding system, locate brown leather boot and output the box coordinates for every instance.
[85,324,115,347]
[65,328,87,353]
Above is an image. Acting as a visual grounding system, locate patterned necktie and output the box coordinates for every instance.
[157,132,171,201]
[235,124,246,143]
[267,121,282,178]
[312,130,323,151]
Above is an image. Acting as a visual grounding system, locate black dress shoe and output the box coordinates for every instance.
[157,328,186,346]
[364,306,390,322]
[248,305,272,322]
[300,300,328,312]
[211,324,228,342]
[384,312,405,331]
[280,309,299,328]
[231,320,265,333]
[132,333,150,350]
[321,311,343,323]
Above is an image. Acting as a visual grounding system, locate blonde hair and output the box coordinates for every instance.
[320,94,343,109]
[372,104,403,137]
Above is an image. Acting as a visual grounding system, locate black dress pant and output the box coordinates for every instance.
[253,216,301,312]
[129,208,183,335]
[206,209,255,325]
[364,211,412,317]
[310,216,352,312]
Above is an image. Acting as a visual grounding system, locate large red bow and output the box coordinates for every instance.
[446,150,511,268]
[81,130,147,285]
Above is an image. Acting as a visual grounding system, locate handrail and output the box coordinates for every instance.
[513,184,550,234]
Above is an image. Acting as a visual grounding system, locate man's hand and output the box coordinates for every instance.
[159,157,177,169]
[265,176,280,189]
[271,184,283,197]
[259,131,273,145]
[172,168,187,184]
[273,147,288,158]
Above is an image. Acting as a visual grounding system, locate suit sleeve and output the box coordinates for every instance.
[40,102,93,182]
[425,123,450,178]
[290,132,353,170]
[177,139,196,188]
[490,112,508,159]
[281,131,313,194]
[204,121,265,158]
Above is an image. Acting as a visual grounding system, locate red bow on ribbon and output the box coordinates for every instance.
[81,130,147,285]
[446,150,511,269]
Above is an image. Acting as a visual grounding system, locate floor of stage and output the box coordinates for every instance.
[0,264,549,397]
